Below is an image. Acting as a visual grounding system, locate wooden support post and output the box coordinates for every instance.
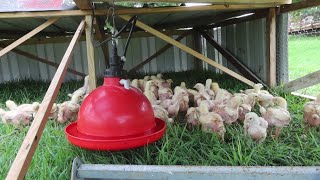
[6,20,85,180]
[192,31,203,70]
[85,15,97,92]
[198,29,265,86]
[120,15,254,87]
[283,70,320,92]
[0,18,59,58]
[0,45,86,77]
[128,32,190,73]
[266,8,277,87]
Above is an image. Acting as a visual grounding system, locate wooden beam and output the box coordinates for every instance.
[283,70,320,92]
[266,8,277,87]
[85,15,97,92]
[0,29,189,45]
[203,9,268,29]
[156,10,254,30]
[120,15,255,87]
[128,32,190,73]
[0,18,59,58]
[95,17,110,66]
[93,0,291,4]
[291,92,316,101]
[0,45,86,77]
[198,29,265,86]
[74,0,92,10]
[0,4,283,19]
[280,0,320,13]
[5,20,85,180]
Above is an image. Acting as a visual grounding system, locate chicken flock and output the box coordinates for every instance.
[0,73,319,144]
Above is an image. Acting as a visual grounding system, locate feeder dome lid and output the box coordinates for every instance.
[65,77,166,151]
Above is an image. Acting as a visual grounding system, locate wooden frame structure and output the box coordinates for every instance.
[1,0,320,179]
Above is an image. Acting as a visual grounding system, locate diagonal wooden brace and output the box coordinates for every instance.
[0,18,59,58]
[120,15,255,87]
[6,20,85,180]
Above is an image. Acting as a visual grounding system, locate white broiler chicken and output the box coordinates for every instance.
[57,94,82,124]
[5,100,18,110]
[5,100,40,117]
[1,109,33,126]
[259,97,291,139]
[152,105,173,123]
[173,88,189,112]
[243,83,270,95]
[205,79,215,99]
[48,103,59,120]
[158,86,173,102]
[234,93,259,121]
[193,83,211,106]
[244,112,268,143]
[68,75,89,98]
[212,96,243,124]
[156,73,164,80]
[303,94,320,128]
[198,103,226,142]
[211,83,232,103]
[257,93,275,108]
[144,80,157,105]
[185,107,200,129]
[174,82,187,95]
[131,79,140,89]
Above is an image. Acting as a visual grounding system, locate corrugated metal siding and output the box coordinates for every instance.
[0,35,194,83]
[203,18,268,83]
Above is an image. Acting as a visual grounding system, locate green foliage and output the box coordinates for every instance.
[289,0,320,22]
[0,70,319,179]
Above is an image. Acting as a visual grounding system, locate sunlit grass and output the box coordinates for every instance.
[1,70,319,179]
[288,35,320,96]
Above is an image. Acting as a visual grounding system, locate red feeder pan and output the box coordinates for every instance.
[65,77,166,151]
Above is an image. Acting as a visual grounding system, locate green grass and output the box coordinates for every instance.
[288,35,320,96]
[1,70,320,179]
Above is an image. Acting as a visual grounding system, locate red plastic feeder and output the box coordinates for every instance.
[65,77,166,151]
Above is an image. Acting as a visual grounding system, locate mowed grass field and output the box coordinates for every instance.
[288,35,320,96]
[1,71,320,179]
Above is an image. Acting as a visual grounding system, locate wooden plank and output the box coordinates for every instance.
[266,8,277,87]
[94,0,291,4]
[283,70,320,92]
[198,29,265,86]
[74,0,92,10]
[156,10,255,30]
[5,20,85,180]
[120,15,255,87]
[0,45,86,77]
[85,15,97,92]
[203,9,268,29]
[0,29,189,45]
[291,92,316,101]
[128,32,190,72]
[280,0,320,13]
[0,18,59,58]
[0,4,284,19]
